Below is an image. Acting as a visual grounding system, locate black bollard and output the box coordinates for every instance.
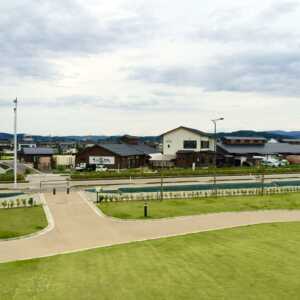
[144,202,148,218]
[53,188,56,195]
[67,188,70,194]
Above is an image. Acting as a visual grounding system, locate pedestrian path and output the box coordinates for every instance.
[1,192,300,263]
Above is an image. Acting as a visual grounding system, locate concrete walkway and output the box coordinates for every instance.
[1,192,300,263]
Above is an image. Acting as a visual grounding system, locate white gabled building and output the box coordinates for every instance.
[162,126,215,155]
[160,126,215,168]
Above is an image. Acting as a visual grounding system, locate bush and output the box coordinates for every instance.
[22,198,27,207]
[28,197,34,207]
[0,171,24,182]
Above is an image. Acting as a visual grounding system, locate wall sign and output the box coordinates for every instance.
[89,156,115,165]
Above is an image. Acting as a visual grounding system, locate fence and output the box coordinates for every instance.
[88,185,300,203]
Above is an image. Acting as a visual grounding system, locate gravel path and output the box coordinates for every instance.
[1,192,300,263]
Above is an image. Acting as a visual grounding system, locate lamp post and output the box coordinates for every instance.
[160,167,164,201]
[13,98,18,188]
[211,117,224,195]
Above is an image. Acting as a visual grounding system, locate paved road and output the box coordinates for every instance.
[2,172,300,192]
[1,192,300,263]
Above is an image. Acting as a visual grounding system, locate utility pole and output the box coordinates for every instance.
[13,98,18,188]
[211,117,224,196]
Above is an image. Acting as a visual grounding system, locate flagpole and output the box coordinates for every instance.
[13,98,18,188]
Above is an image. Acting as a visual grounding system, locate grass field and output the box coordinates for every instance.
[0,206,47,239]
[0,172,24,182]
[99,193,300,219]
[1,222,300,299]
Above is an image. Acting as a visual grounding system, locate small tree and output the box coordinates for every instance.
[22,198,27,207]
[28,197,34,207]
[2,200,7,208]
[16,198,20,207]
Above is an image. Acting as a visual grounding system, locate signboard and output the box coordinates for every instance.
[89,156,115,165]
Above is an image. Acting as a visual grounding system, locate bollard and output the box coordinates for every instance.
[144,202,148,218]
[53,188,56,195]
[67,188,70,194]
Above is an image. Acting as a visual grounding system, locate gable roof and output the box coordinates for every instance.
[23,147,55,155]
[96,143,157,157]
[218,143,300,155]
[161,126,212,137]
[222,136,267,141]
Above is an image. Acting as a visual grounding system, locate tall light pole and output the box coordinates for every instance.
[211,117,224,195]
[13,98,18,188]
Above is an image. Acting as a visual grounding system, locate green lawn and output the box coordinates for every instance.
[1,222,300,299]
[0,206,47,239]
[0,172,24,182]
[99,192,300,219]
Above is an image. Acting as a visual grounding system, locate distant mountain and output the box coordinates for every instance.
[0,133,160,143]
[217,130,292,140]
[268,131,300,138]
[0,133,12,140]
[0,130,299,142]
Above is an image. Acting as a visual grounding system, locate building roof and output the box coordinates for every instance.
[218,143,300,155]
[281,139,300,143]
[98,143,157,157]
[161,126,212,138]
[23,147,55,155]
[222,136,267,141]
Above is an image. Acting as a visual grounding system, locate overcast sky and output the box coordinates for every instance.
[1,0,300,136]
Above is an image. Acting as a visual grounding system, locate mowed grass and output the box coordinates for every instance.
[99,192,300,219]
[0,206,47,239]
[1,222,300,299]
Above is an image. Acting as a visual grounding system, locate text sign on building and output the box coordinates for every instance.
[89,156,115,165]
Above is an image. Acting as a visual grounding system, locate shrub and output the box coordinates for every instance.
[22,198,27,207]
[28,197,34,207]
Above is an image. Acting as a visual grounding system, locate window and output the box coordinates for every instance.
[183,140,197,149]
[201,141,210,149]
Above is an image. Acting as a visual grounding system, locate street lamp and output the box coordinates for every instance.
[211,117,224,195]
[13,98,18,188]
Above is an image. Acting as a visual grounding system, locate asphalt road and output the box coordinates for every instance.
[2,172,300,192]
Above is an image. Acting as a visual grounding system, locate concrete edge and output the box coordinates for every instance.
[0,193,55,242]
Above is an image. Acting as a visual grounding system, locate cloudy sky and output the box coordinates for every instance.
[1,0,300,136]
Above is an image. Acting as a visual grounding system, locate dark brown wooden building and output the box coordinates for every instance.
[19,147,55,171]
[76,143,156,169]
[175,150,215,168]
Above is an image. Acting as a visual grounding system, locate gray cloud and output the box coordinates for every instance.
[194,1,300,45]
[0,94,195,112]
[259,1,299,19]
[130,50,300,96]
[0,0,157,80]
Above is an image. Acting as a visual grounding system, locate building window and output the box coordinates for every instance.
[201,141,210,149]
[183,140,197,149]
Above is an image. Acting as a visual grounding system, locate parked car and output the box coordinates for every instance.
[261,158,289,167]
[95,165,108,172]
[279,159,289,167]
